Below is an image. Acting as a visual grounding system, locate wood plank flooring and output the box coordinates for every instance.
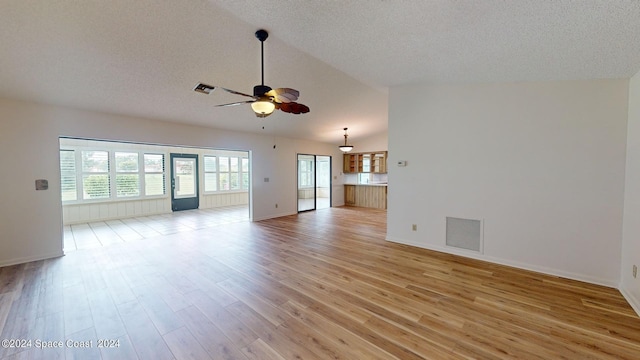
[1,206,639,359]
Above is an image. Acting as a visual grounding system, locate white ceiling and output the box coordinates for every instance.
[2,1,640,145]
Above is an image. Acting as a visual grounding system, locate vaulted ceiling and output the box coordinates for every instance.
[2,1,640,144]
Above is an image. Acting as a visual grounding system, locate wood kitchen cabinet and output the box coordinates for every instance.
[344,185,356,205]
[344,184,387,209]
[343,153,362,173]
[343,151,387,173]
[371,152,387,173]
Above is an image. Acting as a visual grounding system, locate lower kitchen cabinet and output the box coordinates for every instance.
[344,184,386,209]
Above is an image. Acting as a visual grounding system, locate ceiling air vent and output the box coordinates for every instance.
[193,83,215,94]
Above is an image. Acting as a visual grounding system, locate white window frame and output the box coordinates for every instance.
[203,155,218,193]
[241,157,249,190]
[60,146,167,204]
[143,153,166,197]
[218,156,230,191]
[81,149,111,200]
[114,151,141,198]
[59,149,78,201]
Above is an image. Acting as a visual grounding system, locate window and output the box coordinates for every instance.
[217,156,244,191]
[115,152,140,197]
[230,157,240,190]
[60,150,77,201]
[144,154,165,196]
[299,158,314,187]
[203,155,217,192]
[60,141,247,203]
[219,156,229,191]
[241,157,249,189]
[82,150,110,199]
[68,149,166,202]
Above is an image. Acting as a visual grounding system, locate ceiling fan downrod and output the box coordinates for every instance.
[254,29,271,96]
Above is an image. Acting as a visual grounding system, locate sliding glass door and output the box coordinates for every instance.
[315,156,331,210]
[297,154,331,212]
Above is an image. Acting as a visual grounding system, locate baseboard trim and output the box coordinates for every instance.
[0,251,65,267]
[619,287,640,317]
[385,236,618,288]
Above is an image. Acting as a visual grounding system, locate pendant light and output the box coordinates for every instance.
[339,127,354,152]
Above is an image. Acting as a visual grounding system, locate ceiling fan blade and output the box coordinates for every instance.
[220,87,257,99]
[266,88,299,103]
[278,102,310,114]
[215,100,255,107]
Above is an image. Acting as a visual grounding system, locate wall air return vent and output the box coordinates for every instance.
[446,217,483,253]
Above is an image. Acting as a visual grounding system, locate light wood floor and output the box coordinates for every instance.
[1,206,639,359]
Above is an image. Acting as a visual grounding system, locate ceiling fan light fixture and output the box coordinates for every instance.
[196,29,308,117]
[339,127,354,152]
[251,99,275,117]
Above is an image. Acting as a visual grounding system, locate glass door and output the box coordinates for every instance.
[297,154,331,212]
[315,156,331,210]
[297,154,315,212]
[170,153,199,211]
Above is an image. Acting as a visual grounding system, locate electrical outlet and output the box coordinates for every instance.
[634,265,637,279]
[412,224,417,231]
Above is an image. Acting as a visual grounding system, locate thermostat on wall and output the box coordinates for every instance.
[397,161,407,167]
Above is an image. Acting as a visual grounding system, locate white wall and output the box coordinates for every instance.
[621,71,640,313]
[0,98,345,266]
[352,131,388,154]
[387,79,628,286]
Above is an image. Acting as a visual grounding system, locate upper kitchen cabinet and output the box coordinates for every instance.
[343,153,362,173]
[371,152,387,173]
[343,151,387,173]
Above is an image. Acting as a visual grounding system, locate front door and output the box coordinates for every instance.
[170,153,199,211]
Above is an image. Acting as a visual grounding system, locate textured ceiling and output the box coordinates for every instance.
[1,1,640,144]
[212,0,640,86]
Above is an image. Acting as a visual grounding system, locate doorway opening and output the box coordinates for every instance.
[297,154,331,212]
[59,137,251,251]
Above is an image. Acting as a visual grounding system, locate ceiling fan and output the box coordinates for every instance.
[194,29,310,118]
